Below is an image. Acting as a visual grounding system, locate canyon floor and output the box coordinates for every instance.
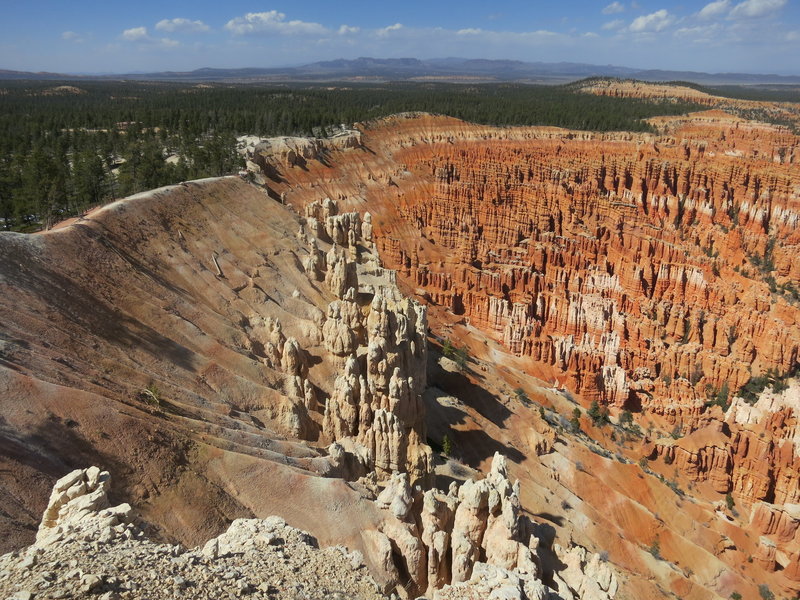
[1,82,799,600]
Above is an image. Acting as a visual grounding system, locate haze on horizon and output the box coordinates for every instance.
[1,0,799,76]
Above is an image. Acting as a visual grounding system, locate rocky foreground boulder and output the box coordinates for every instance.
[0,467,383,600]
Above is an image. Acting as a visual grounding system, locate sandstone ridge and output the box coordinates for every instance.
[0,177,428,561]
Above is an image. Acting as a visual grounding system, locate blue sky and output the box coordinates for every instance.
[1,0,798,74]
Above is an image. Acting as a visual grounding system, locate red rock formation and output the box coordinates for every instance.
[750,502,800,543]
[648,424,733,492]
[247,111,800,597]
[263,113,800,418]
[786,551,800,582]
[754,536,778,571]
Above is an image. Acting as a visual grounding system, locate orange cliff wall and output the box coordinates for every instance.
[356,116,799,411]
[261,113,800,508]
[265,114,800,403]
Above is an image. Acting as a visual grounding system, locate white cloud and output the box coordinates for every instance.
[457,28,484,35]
[603,2,625,14]
[120,26,179,48]
[122,27,149,41]
[225,11,328,36]
[155,18,210,33]
[602,19,625,30]
[337,25,360,35]
[61,31,84,43]
[786,30,800,41]
[376,23,404,37]
[730,0,786,18]
[629,9,675,32]
[698,0,731,19]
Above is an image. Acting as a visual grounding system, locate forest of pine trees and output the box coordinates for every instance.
[0,79,705,231]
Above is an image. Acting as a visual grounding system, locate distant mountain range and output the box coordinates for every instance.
[3,58,800,86]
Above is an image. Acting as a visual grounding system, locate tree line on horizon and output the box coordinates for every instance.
[0,80,704,231]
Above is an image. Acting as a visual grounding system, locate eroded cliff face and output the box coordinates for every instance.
[0,177,431,567]
[384,122,798,415]
[261,112,799,418]
[247,110,800,599]
[576,79,800,136]
[265,113,800,417]
[3,101,799,600]
[3,463,621,600]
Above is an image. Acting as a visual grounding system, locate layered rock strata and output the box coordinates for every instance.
[248,112,800,510]
[299,196,432,483]
[256,113,800,421]
[645,379,800,510]
[236,113,800,599]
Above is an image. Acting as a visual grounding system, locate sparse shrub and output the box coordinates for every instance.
[442,338,469,369]
[575,461,585,472]
[670,424,683,440]
[758,584,775,600]
[649,536,662,560]
[619,410,634,427]
[773,377,790,394]
[638,456,649,470]
[561,500,572,510]
[599,550,609,562]
[663,453,674,465]
[666,479,684,497]
[725,493,735,511]
[587,400,601,422]
[738,367,796,403]
[452,347,469,370]
[587,400,610,427]
[730,593,742,600]
[139,383,161,407]
[570,407,582,433]
[515,387,531,406]
[442,338,454,357]
[442,434,453,457]
[706,381,730,409]
[590,445,612,459]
